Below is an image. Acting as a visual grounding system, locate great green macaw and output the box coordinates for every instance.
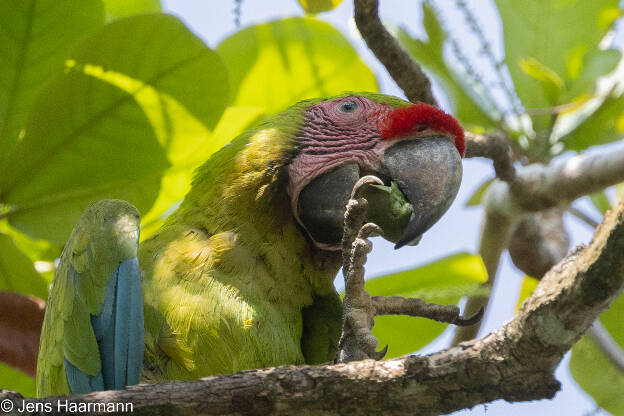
[36,93,465,396]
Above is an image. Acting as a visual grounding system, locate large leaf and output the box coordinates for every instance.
[217,17,377,114]
[0,0,104,173]
[561,93,624,151]
[570,336,624,415]
[0,233,48,299]
[590,191,613,215]
[0,14,228,244]
[103,0,161,20]
[140,105,266,238]
[397,4,497,132]
[570,293,624,415]
[0,363,35,397]
[600,290,624,363]
[563,49,622,102]
[465,178,495,207]
[516,275,539,312]
[365,253,488,358]
[495,0,620,133]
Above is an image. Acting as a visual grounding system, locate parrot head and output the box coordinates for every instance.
[288,93,464,250]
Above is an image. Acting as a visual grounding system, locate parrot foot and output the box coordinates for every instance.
[336,175,484,364]
[337,177,386,363]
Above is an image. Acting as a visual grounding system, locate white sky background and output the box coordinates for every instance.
[161,1,622,415]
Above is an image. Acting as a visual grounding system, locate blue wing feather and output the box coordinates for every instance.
[66,257,144,393]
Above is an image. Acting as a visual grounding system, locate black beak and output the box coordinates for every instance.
[380,136,462,248]
[296,136,462,250]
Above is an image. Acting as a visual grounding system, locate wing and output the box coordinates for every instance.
[36,200,144,396]
[300,291,342,364]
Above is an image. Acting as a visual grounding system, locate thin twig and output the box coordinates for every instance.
[464,132,516,182]
[353,0,436,105]
[426,0,502,116]
[568,206,600,228]
[588,320,624,373]
[452,0,523,116]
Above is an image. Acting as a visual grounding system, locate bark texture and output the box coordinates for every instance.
[2,201,622,416]
[354,0,436,105]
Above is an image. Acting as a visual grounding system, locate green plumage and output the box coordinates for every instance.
[37,200,140,396]
[37,93,411,394]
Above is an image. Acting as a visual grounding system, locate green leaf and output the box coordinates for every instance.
[1,14,229,244]
[217,17,377,115]
[297,0,343,14]
[516,275,539,312]
[0,363,35,397]
[570,336,624,415]
[465,178,495,207]
[590,191,613,214]
[570,292,624,415]
[103,0,161,20]
[570,293,624,415]
[561,93,624,151]
[495,0,620,133]
[397,4,497,132]
[0,0,105,174]
[0,233,48,299]
[518,57,563,104]
[365,253,488,358]
[563,49,622,102]
[600,289,624,356]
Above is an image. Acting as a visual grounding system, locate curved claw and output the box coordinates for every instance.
[351,175,384,199]
[372,344,389,360]
[454,307,484,326]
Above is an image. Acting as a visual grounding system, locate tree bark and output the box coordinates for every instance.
[2,201,622,416]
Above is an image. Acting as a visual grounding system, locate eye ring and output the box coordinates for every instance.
[338,100,358,114]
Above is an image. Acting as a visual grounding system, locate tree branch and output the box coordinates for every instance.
[353,0,436,105]
[464,132,516,182]
[3,201,622,415]
[454,146,624,344]
[0,291,45,378]
[506,149,624,212]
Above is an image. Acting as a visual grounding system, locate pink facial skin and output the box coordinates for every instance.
[287,96,464,248]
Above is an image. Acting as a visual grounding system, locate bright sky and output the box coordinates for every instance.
[161,1,619,414]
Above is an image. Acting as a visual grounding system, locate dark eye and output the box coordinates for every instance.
[416,124,427,132]
[338,100,358,114]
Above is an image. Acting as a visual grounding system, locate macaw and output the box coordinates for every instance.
[36,93,465,396]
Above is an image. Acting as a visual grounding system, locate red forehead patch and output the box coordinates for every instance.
[380,103,465,157]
